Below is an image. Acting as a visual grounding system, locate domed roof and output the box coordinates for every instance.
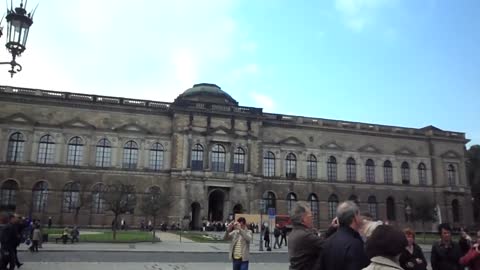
[174,83,238,106]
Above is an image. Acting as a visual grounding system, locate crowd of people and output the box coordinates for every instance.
[287,200,480,270]
[223,200,480,270]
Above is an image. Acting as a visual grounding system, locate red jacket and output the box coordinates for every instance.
[460,247,480,270]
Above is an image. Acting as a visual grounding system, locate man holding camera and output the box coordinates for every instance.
[224,217,252,270]
[460,230,480,270]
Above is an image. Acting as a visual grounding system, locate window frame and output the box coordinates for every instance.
[95,138,112,168]
[7,132,25,163]
[346,157,356,182]
[67,136,84,166]
[122,140,139,169]
[327,156,337,182]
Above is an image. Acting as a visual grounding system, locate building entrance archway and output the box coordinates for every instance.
[191,202,201,230]
[208,190,225,222]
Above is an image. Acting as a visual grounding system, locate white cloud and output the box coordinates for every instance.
[334,0,396,32]
[250,92,275,112]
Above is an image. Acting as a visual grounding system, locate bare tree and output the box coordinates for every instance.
[103,181,137,240]
[412,197,436,242]
[140,186,172,242]
[62,181,92,225]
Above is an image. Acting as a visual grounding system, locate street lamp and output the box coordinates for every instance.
[259,199,265,251]
[405,204,412,223]
[0,0,36,77]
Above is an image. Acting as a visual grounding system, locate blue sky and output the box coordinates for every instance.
[1,0,479,146]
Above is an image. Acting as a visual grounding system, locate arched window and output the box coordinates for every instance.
[7,132,25,162]
[67,137,83,166]
[401,162,410,185]
[233,147,245,173]
[285,153,297,179]
[211,144,226,172]
[32,181,48,212]
[367,196,377,220]
[418,163,427,185]
[346,157,356,182]
[447,164,456,186]
[366,159,375,183]
[62,182,80,213]
[348,194,359,205]
[191,144,204,171]
[37,135,55,164]
[327,156,337,182]
[123,140,138,169]
[286,192,297,214]
[384,160,393,184]
[263,152,275,177]
[262,191,276,211]
[149,143,164,171]
[91,183,105,214]
[0,180,18,210]
[452,199,460,222]
[386,197,396,221]
[306,154,317,179]
[328,194,339,220]
[95,138,111,168]
[309,194,319,228]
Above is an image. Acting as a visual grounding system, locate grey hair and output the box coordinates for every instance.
[290,202,310,225]
[337,201,360,226]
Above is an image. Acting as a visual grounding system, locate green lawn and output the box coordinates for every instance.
[174,231,228,243]
[45,229,158,243]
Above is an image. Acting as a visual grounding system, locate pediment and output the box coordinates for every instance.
[61,118,96,130]
[358,144,381,154]
[441,150,461,159]
[394,147,416,156]
[277,137,305,146]
[320,141,345,151]
[114,123,151,134]
[2,113,35,125]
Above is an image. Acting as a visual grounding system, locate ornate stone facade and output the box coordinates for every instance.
[0,83,472,229]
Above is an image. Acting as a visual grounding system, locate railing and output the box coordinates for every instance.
[0,85,467,139]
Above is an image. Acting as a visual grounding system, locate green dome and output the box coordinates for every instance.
[174,83,238,106]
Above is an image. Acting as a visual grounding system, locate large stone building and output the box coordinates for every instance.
[0,83,472,229]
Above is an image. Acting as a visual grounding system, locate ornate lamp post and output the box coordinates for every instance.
[259,199,265,251]
[0,0,35,77]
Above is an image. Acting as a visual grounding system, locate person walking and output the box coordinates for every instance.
[224,217,252,270]
[320,200,370,270]
[363,225,408,270]
[31,225,41,252]
[273,225,281,249]
[0,213,21,270]
[431,223,462,270]
[288,202,324,270]
[399,228,427,270]
[460,230,480,270]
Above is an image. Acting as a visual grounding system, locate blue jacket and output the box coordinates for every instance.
[320,226,370,270]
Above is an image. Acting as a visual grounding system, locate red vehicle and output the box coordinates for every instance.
[275,215,292,229]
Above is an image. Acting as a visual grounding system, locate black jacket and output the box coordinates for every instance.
[288,224,324,270]
[0,223,17,251]
[319,226,370,270]
[399,243,427,270]
[430,240,462,270]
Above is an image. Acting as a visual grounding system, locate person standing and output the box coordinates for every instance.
[224,217,252,270]
[430,223,462,270]
[263,225,270,249]
[460,230,480,270]
[31,225,41,252]
[47,217,52,229]
[288,202,324,270]
[399,228,427,270]
[320,201,370,270]
[281,225,288,247]
[273,225,281,249]
[363,225,408,270]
